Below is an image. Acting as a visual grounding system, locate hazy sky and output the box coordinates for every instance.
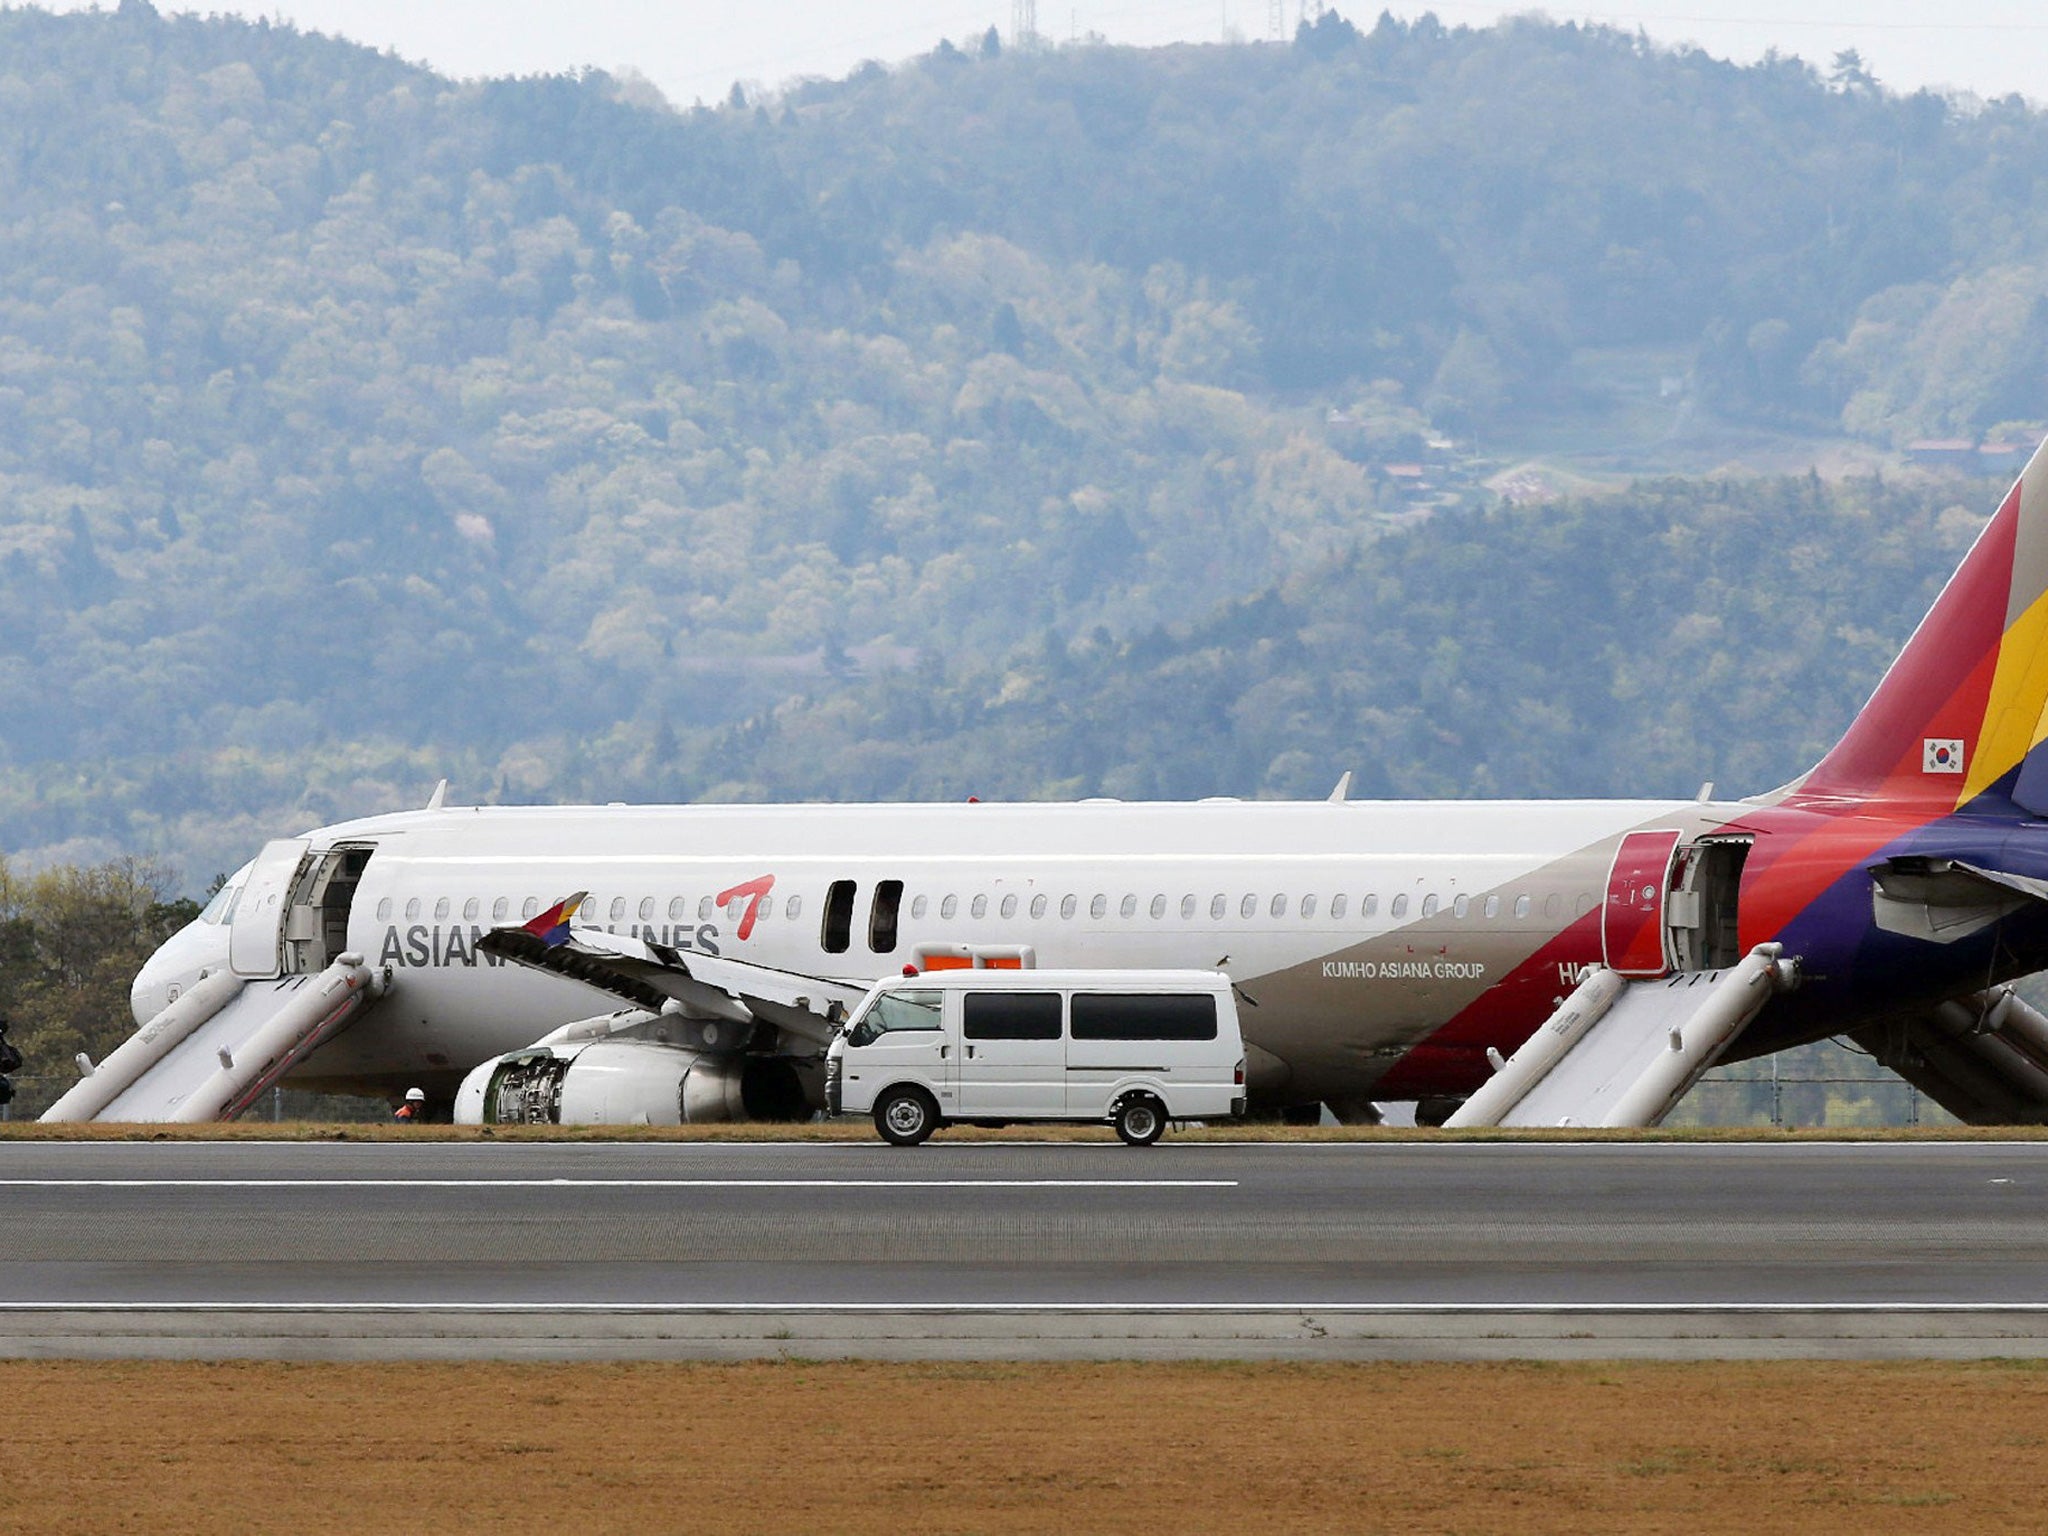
[59,1,2048,108]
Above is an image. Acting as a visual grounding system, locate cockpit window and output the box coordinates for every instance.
[198,882,243,925]
[846,988,943,1048]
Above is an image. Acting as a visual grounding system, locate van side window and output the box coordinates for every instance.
[964,992,1062,1041]
[822,879,856,954]
[1071,993,1218,1042]
[869,879,904,953]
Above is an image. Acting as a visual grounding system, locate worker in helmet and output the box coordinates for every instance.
[393,1087,427,1124]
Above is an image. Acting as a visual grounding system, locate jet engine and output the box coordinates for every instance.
[451,1011,814,1126]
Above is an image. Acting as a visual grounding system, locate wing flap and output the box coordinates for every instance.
[477,925,868,1048]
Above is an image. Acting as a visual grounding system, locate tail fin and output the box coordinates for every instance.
[523,891,588,948]
[1795,437,2048,813]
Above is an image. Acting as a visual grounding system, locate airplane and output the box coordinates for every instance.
[62,436,2048,1128]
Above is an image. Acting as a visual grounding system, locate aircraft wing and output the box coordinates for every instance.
[1868,856,2048,943]
[476,926,871,1049]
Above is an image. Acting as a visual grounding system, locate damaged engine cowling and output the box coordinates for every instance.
[451,1009,815,1126]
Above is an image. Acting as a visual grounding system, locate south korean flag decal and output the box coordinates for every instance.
[1923,738,1965,774]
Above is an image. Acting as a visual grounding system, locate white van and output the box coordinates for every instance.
[826,969,1247,1146]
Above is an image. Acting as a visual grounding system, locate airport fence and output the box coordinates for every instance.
[1665,1038,1951,1129]
[1,1078,388,1124]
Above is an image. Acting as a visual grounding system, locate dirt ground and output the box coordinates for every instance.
[3,1360,2044,1534]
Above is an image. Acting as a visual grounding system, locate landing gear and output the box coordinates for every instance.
[1414,1095,1465,1128]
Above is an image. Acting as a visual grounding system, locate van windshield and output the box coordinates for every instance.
[847,989,943,1047]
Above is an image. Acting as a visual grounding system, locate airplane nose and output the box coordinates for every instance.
[130,919,233,1026]
[130,946,174,1026]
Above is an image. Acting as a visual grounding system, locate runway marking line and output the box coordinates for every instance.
[0,1187,1236,1196]
[5,1301,2048,1314]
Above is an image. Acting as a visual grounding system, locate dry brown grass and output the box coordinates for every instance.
[2,1359,2043,1533]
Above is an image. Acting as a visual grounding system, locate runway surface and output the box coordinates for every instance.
[5,1139,2048,1358]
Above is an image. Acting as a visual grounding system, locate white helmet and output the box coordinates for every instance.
[404,1087,426,1103]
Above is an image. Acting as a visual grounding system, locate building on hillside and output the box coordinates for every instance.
[1906,439,1979,469]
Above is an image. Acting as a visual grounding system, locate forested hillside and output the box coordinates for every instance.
[0,4,2041,881]
[641,473,1996,806]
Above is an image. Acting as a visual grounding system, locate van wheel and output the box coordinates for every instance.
[875,1087,938,1147]
[1114,1095,1166,1147]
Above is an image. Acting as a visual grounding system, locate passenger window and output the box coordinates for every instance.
[1574,893,1595,918]
[846,987,942,1047]
[1119,894,1137,919]
[1330,894,1347,919]
[1061,895,1078,919]
[1362,894,1378,916]
[1210,894,1227,920]
[1181,895,1197,919]
[405,898,421,921]
[1090,894,1108,919]
[822,879,856,954]
[376,897,392,921]
[1031,894,1048,919]
[911,895,928,920]
[1000,894,1018,919]
[1483,895,1499,919]
[669,897,686,920]
[869,879,903,953]
[1452,895,1469,918]
[434,897,451,921]
[699,897,713,921]
[522,897,540,920]
[1149,895,1167,920]
[1514,894,1531,918]
[463,898,480,921]
[1270,894,1287,918]
[1239,894,1257,919]
[609,897,627,923]
[964,992,1062,1041]
[1299,894,1316,918]
[757,896,774,922]
[1545,893,1562,920]
[786,895,802,921]
[1390,894,1408,918]
[1071,993,1218,1041]
[971,894,987,919]
[941,895,958,920]
[638,897,655,921]
[1422,895,1440,918]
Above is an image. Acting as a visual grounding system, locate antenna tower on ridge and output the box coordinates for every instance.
[1012,0,1038,47]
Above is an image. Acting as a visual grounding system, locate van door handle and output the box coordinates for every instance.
[939,1043,949,1058]
[966,1044,976,1058]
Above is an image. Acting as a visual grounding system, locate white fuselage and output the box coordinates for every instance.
[137,795,1716,1106]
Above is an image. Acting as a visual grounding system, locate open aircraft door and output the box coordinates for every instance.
[229,837,311,978]
[1602,829,1680,978]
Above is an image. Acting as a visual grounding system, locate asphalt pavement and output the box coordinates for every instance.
[4,1139,2047,1358]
